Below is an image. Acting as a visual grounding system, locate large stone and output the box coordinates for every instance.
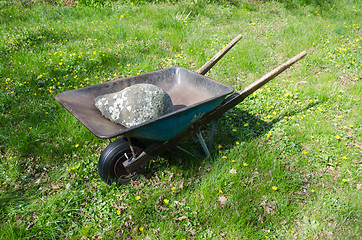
[95,83,173,127]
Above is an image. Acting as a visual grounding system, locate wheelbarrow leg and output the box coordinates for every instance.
[195,129,212,161]
[208,120,216,151]
[176,145,200,159]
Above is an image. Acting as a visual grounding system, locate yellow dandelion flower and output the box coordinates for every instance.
[236,141,240,145]
[219,189,223,193]
[164,199,169,204]
[231,160,236,163]
[139,227,144,232]
[171,187,176,191]
[135,196,141,201]
[222,156,227,159]
[75,144,79,148]
[243,162,248,167]
[335,135,341,139]
[117,210,121,215]
[311,189,315,193]
[342,179,348,183]
[232,128,237,132]
[272,186,278,191]
[342,156,347,160]
[244,123,249,127]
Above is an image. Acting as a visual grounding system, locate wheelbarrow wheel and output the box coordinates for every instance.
[98,138,142,185]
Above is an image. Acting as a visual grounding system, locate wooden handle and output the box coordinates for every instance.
[197,34,243,75]
[217,51,307,114]
[234,51,307,98]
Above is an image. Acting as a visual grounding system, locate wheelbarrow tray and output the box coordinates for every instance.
[55,67,234,141]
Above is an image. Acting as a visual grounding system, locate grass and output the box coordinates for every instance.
[0,0,361,239]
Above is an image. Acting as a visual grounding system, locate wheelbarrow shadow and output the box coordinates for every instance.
[142,101,320,178]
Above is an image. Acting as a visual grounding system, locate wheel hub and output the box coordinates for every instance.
[114,152,132,177]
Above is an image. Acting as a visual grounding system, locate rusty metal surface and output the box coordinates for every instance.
[55,67,233,139]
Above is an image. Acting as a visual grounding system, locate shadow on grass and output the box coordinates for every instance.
[143,100,321,178]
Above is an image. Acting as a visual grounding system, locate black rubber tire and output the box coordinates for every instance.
[98,138,142,185]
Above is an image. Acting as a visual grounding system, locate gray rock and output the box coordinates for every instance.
[95,83,173,127]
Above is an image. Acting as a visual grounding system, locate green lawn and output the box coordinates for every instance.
[0,0,361,239]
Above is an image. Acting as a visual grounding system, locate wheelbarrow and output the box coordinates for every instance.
[56,34,306,185]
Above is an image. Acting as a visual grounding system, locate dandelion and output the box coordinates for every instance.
[117,210,121,215]
[219,189,223,194]
[139,227,144,232]
[342,179,348,183]
[232,128,237,132]
[311,189,315,193]
[75,144,79,148]
[303,151,308,155]
[244,123,249,127]
[164,199,169,204]
[171,186,176,191]
[135,196,141,201]
[291,230,295,234]
[335,135,341,139]
[222,156,227,159]
[218,144,222,149]
[342,156,347,160]
[236,141,240,145]
[243,162,249,167]
[272,186,278,191]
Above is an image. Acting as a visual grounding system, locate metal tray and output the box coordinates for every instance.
[55,67,234,141]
